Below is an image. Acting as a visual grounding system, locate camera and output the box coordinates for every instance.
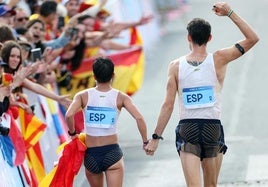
[31,48,42,62]
[68,27,79,38]
[57,16,65,30]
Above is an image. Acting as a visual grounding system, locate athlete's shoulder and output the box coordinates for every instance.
[170,57,180,64]
[74,89,89,98]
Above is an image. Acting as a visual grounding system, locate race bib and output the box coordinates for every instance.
[182,86,215,109]
[85,106,117,128]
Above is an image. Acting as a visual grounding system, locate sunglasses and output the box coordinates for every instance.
[21,45,32,52]
[16,17,29,22]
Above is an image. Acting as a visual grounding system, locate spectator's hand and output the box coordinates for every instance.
[42,47,54,64]
[212,2,231,17]
[12,65,35,87]
[35,62,48,74]
[18,102,34,114]
[105,21,123,38]
[137,15,154,26]
[0,85,11,100]
[85,31,107,47]
[57,95,72,109]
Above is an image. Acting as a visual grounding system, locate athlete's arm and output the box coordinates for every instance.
[120,92,148,144]
[65,92,85,134]
[213,2,259,66]
[146,59,178,155]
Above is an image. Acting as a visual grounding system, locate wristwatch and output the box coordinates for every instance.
[68,129,77,136]
[152,133,163,140]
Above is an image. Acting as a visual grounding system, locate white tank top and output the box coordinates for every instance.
[178,53,222,119]
[83,88,120,136]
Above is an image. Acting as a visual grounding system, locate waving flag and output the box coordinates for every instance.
[59,27,145,98]
[5,110,26,166]
[18,108,47,186]
[19,108,47,149]
[0,135,15,166]
[127,27,145,95]
[38,133,86,187]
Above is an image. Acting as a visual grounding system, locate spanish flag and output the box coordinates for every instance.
[2,72,13,86]
[38,133,86,187]
[18,108,47,186]
[127,27,145,96]
[59,27,145,98]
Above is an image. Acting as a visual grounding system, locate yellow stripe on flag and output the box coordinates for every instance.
[59,27,145,98]
[27,146,46,183]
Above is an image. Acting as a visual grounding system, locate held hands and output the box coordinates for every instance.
[212,2,232,17]
[144,139,159,156]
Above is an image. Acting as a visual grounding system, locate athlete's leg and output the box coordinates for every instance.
[105,158,124,187]
[201,156,219,187]
[215,153,223,181]
[85,169,104,187]
[180,151,202,187]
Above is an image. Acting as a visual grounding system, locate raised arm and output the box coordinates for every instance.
[213,2,259,65]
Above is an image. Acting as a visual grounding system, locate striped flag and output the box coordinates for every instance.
[59,27,145,98]
[18,108,47,186]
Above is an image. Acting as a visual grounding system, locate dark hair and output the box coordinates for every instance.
[25,19,46,52]
[0,24,16,43]
[39,0,57,17]
[77,15,94,24]
[25,18,45,30]
[25,0,39,14]
[61,39,86,71]
[1,40,22,74]
[187,18,211,46]
[93,57,114,83]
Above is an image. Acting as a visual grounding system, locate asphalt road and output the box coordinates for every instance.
[74,0,268,186]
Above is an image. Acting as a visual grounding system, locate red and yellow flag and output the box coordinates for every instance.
[59,27,145,98]
[38,133,86,187]
[127,27,145,96]
[19,108,47,186]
